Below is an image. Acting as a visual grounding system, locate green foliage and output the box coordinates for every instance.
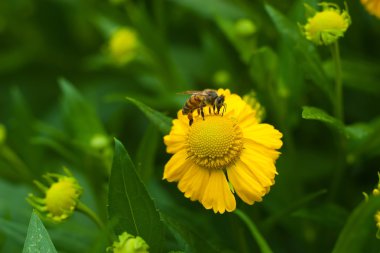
[22,212,57,253]
[0,0,380,252]
[108,139,164,252]
[333,196,380,253]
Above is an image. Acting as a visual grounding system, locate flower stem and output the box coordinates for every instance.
[330,41,344,122]
[234,209,273,253]
[77,201,105,230]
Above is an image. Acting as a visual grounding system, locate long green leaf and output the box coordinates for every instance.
[22,212,57,253]
[264,4,333,101]
[126,97,172,135]
[59,78,105,141]
[332,196,380,253]
[108,139,164,252]
[302,106,346,135]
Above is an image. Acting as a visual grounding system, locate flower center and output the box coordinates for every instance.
[187,115,243,170]
[45,178,79,216]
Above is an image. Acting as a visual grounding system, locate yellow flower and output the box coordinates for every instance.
[27,168,82,222]
[109,28,139,65]
[303,3,351,46]
[163,89,283,213]
[361,0,380,18]
[108,232,149,253]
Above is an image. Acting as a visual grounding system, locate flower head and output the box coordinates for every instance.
[27,168,82,222]
[302,2,351,46]
[108,232,149,253]
[163,89,282,213]
[235,18,257,37]
[108,27,139,65]
[361,0,380,18]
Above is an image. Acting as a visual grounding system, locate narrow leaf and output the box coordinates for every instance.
[264,4,333,101]
[22,211,57,253]
[332,196,380,253]
[108,139,164,253]
[302,106,346,135]
[59,78,105,141]
[126,97,172,135]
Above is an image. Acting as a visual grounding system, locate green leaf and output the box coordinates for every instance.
[59,78,105,142]
[126,97,172,135]
[169,0,244,19]
[22,211,57,253]
[332,196,380,253]
[161,214,220,253]
[264,4,333,101]
[135,123,160,182]
[302,106,346,135]
[108,139,164,253]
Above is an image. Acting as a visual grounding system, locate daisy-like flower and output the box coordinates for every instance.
[27,168,82,222]
[361,0,380,18]
[108,232,149,253]
[163,89,283,213]
[302,2,351,46]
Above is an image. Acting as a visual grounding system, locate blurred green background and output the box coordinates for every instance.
[1,0,380,252]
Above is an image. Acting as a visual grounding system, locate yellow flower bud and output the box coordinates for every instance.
[109,232,149,253]
[361,0,380,19]
[235,18,257,37]
[302,3,351,46]
[90,134,110,150]
[109,28,139,65]
[243,91,265,123]
[27,168,82,223]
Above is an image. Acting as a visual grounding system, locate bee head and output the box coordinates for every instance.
[215,95,226,114]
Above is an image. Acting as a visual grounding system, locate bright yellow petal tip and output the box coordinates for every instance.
[361,0,380,18]
[303,2,351,46]
[27,167,82,223]
[163,89,283,213]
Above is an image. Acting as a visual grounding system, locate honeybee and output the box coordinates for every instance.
[179,89,227,126]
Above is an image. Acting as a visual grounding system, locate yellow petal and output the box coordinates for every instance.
[178,165,210,201]
[227,161,266,205]
[243,123,283,149]
[239,148,277,182]
[163,150,190,182]
[201,170,236,213]
[244,138,281,161]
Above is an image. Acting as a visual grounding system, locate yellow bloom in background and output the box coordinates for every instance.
[108,232,149,253]
[303,2,351,46]
[27,168,82,222]
[109,28,139,65]
[163,89,283,213]
[361,0,380,18]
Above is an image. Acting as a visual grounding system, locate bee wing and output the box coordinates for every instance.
[177,90,210,96]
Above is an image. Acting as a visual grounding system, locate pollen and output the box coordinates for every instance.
[186,115,243,170]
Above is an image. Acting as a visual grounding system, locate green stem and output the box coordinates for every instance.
[330,41,344,122]
[77,201,105,230]
[234,209,273,253]
[329,41,346,200]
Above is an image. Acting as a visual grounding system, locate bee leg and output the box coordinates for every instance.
[200,106,205,120]
[209,107,211,115]
[213,104,216,114]
[188,113,193,126]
